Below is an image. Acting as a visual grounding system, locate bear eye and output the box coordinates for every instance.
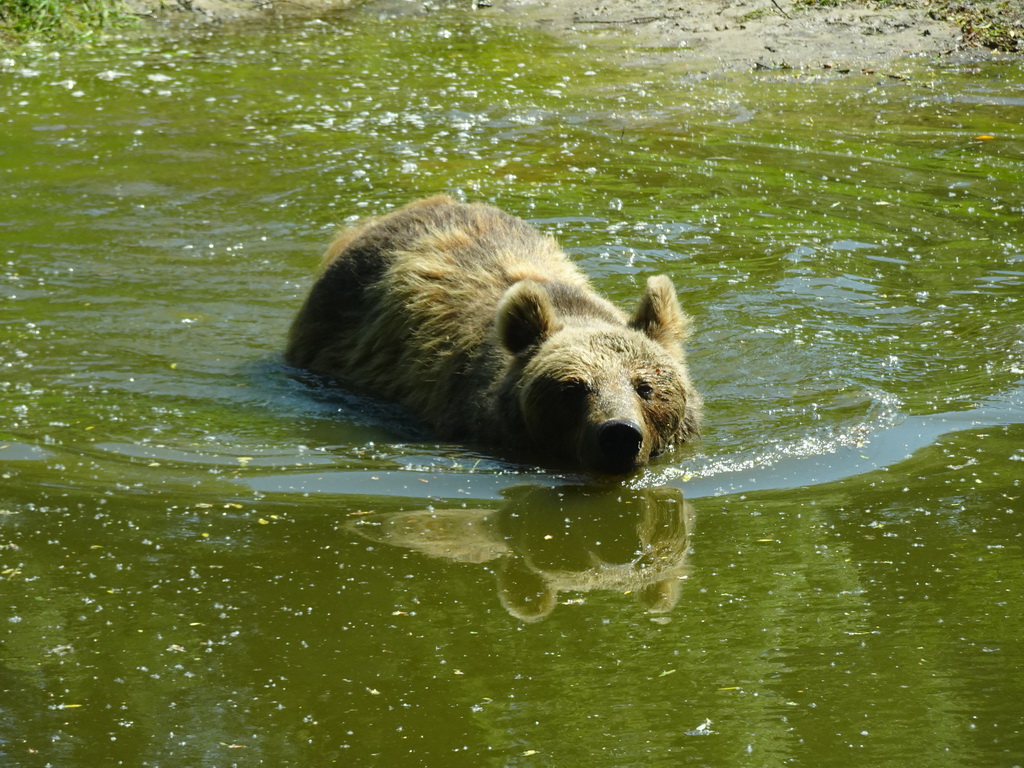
[558,378,590,399]
[635,381,655,400]
[561,376,593,403]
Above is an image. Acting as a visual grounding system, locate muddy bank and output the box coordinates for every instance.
[501,0,961,71]
[127,0,1021,71]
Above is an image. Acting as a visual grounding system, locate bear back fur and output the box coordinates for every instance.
[286,196,701,473]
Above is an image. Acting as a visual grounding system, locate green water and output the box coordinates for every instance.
[2,8,1023,766]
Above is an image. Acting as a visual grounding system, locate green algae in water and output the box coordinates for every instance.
[1,10,1023,766]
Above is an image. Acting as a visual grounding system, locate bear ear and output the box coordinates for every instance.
[497,556,558,622]
[630,275,692,348]
[636,578,683,614]
[496,280,558,355]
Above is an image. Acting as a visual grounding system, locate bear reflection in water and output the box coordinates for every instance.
[347,485,694,622]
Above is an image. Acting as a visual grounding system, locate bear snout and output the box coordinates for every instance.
[595,418,645,473]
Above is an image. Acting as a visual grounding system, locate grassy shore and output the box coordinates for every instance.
[0,0,133,44]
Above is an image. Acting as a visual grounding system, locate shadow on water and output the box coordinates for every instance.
[348,485,695,622]
[266,358,434,441]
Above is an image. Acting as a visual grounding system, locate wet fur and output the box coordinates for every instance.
[285,196,701,471]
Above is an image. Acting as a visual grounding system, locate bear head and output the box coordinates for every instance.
[496,275,701,474]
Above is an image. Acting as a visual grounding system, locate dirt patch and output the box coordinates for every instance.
[126,0,1022,71]
[498,0,961,70]
[489,0,1022,70]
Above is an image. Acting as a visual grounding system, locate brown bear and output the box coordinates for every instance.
[285,196,701,474]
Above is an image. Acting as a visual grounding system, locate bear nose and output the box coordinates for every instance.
[598,419,644,463]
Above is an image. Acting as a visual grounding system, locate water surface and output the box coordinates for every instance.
[2,10,1022,766]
